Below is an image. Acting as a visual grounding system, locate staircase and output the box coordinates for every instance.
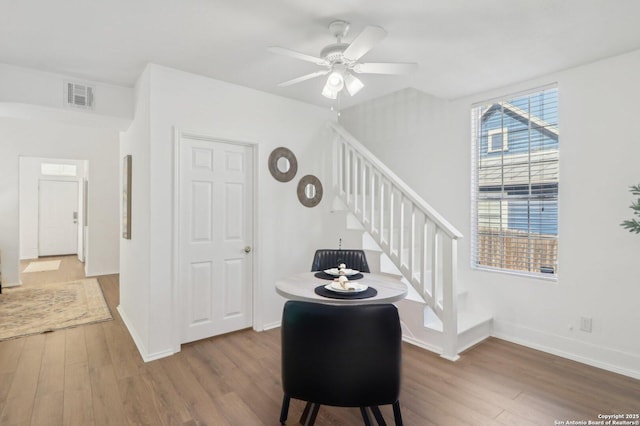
[327,122,492,360]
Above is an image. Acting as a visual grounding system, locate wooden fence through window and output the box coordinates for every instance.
[477,228,558,274]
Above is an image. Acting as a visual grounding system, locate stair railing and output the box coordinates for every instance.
[328,122,464,360]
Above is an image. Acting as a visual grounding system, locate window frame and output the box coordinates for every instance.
[470,84,559,280]
[40,163,78,177]
[487,127,509,153]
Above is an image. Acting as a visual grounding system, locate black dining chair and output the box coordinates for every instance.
[310,249,371,273]
[280,301,403,425]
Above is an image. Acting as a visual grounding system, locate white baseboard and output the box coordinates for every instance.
[142,348,176,362]
[19,251,38,260]
[262,320,281,331]
[86,268,119,278]
[117,305,177,363]
[492,319,640,380]
[402,334,442,355]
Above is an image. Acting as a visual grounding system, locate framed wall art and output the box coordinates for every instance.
[122,155,132,239]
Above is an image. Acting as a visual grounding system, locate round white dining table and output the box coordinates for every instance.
[276,271,408,304]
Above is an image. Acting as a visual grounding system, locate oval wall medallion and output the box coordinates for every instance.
[297,174,323,208]
[268,147,298,182]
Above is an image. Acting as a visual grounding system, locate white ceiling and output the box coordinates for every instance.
[3,0,640,109]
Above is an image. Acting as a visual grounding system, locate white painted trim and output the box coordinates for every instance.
[84,268,119,277]
[492,319,640,380]
[118,305,177,362]
[471,82,558,108]
[172,128,259,352]
[251,144,262,331]
[472,263,558,282]
[440,353,461,362]
[141,348,177,363]
[402,335,442,355]
[457,334,491,354]
[329,122,463,240]
[262,321,281,331]
[171,127,182,355]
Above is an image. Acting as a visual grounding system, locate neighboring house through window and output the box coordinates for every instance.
[471,85,559,277]
[487,127,508,153]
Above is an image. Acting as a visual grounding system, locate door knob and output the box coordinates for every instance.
[243,246,252,253]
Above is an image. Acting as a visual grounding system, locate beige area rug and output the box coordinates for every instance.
[23,260,62,273]
[0,278,113,341]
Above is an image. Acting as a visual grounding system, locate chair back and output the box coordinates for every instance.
[281,301,401,408]
[310,249,371,273]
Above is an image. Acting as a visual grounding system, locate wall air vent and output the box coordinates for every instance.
[64,82,95,110]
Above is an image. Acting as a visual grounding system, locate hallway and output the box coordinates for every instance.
[19,255,86,286]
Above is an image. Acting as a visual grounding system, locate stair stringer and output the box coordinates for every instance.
[327,195,493,357]
[398,297,493,355]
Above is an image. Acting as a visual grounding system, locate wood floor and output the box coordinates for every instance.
[18,255,88,287]
[1,257,639,425]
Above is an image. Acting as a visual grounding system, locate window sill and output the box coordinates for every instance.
[472,264,558,282]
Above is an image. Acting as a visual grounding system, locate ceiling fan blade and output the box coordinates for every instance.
[278,70,329,87]
[354,62,419,75]
[268,46,328,66]
[342,26,387,61]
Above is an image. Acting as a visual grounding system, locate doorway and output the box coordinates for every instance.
[175,133,255,344]
[19,157,88,271]
[38,180,78,256]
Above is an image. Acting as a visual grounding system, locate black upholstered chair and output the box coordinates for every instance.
[280,301,403,425]
[310,249,371,273]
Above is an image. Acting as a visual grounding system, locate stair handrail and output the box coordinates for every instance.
[328,123,462,239]
[328,122,463,360]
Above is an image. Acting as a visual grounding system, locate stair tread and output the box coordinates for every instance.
[458,310,492,333]
[423,308,492,333]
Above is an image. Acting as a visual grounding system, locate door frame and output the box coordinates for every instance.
[18,157,87,266]
[171,128,260,353]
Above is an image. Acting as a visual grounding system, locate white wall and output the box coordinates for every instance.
[119,64,334,360]
[19,157,86,260]
[118,67,151,358]
[339,88,454,220]
[0,63,133,120]
[0,117,121,284]
[1,63,133,284]
[339,50,640,378]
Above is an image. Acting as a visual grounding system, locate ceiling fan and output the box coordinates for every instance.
[269,20,418,100]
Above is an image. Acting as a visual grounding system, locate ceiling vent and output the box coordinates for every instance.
[65,82,95,110]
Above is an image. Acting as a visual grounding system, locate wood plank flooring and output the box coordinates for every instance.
[1,256,639,425]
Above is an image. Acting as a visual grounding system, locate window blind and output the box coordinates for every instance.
[471,86,559,277]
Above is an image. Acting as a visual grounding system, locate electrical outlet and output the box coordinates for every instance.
[580,317,592,333]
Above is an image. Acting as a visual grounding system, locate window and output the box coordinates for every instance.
[471,85,559,277]
[487,127,508,152]
[41,163,77,177]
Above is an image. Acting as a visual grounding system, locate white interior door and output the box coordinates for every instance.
[179,136,254,344]
[39,180,79,256]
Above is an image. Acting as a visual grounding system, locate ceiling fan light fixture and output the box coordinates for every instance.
[321,84,339,99]
[344,73,364,96]
[326,71,344,90]
[270,20,418,102]
[322,71,344,99]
